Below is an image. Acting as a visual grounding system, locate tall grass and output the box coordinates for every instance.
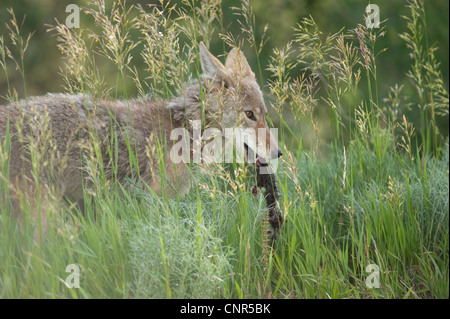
[0,0,448,298]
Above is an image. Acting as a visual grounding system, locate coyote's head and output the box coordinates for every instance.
[198,42,282,166]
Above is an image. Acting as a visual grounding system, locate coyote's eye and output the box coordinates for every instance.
[245,111,256,120]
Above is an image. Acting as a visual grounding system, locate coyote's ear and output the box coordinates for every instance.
[225,47,255,79]
[199,42,228,83]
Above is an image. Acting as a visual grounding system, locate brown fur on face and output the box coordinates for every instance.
[196,42,280,161]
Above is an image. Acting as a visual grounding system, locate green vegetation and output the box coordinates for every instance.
[0,0,448,298]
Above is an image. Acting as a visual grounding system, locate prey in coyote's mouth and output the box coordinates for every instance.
[243,142,284,242]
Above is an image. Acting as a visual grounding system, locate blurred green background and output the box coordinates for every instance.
[0,0,448,139]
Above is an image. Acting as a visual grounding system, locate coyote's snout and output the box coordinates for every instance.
[0,42,281,238]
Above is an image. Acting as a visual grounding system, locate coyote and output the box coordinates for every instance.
[0,42,281,237]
